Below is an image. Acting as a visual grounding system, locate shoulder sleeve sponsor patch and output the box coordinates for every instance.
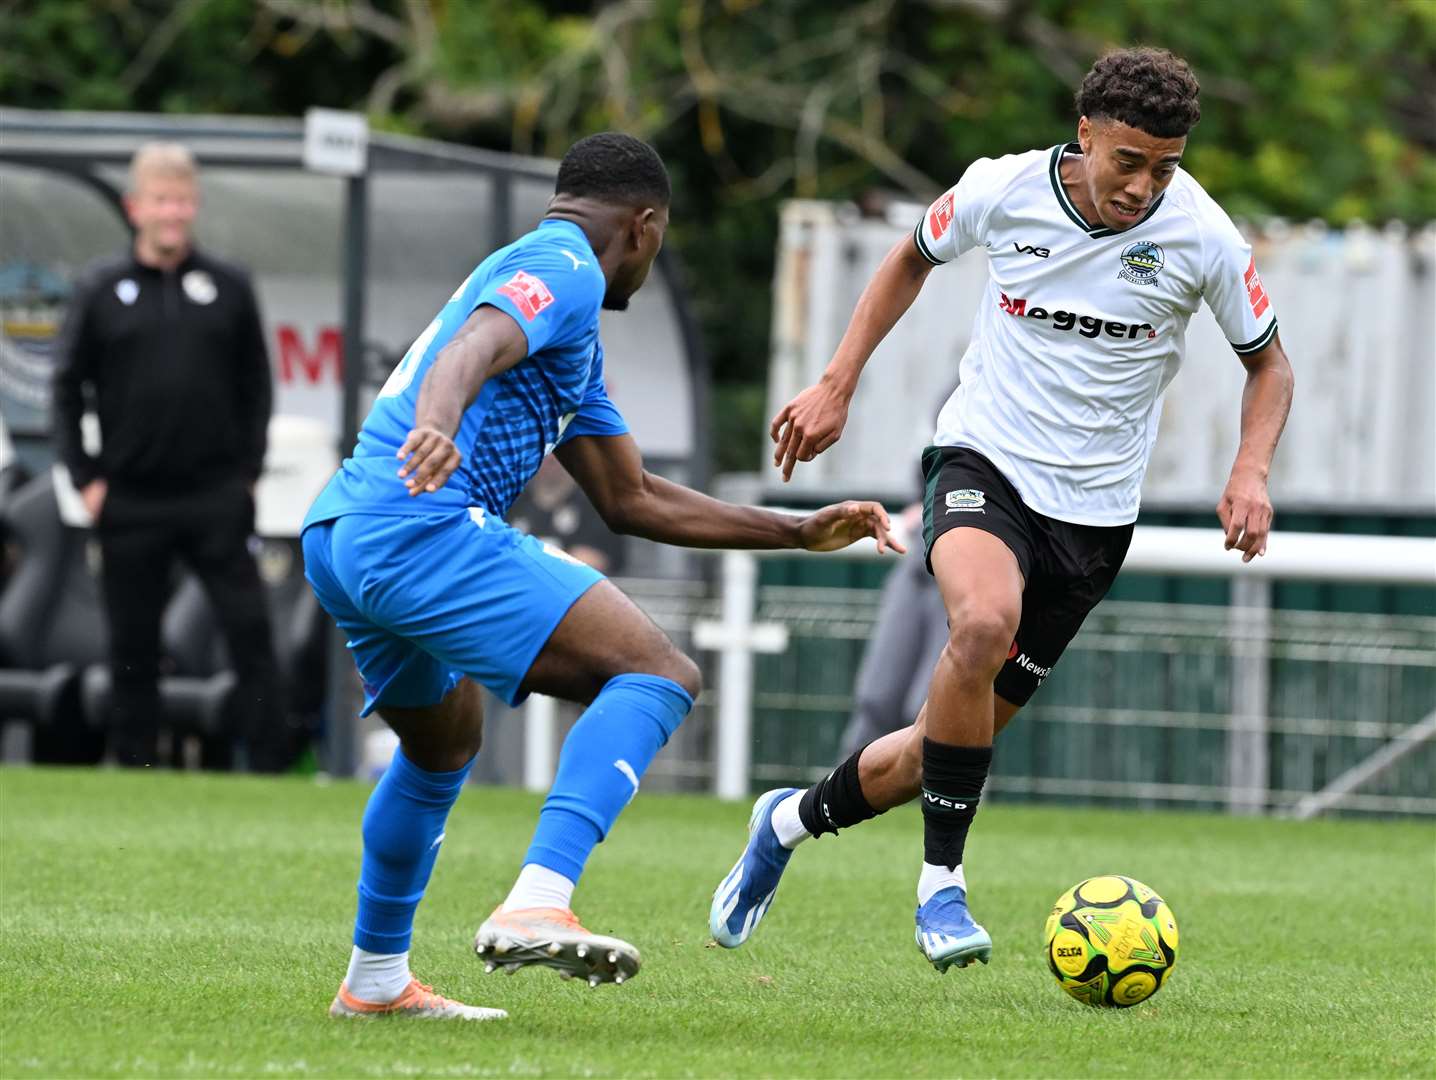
[1242,256,1270,319]
[497,270,556,321]
[928,192,955,241]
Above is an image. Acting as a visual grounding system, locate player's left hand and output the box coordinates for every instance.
[397,426,461,495]
[1217,467,1273,563]
[798,500,907,555]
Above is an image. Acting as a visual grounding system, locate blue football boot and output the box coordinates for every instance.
[914,885,992,972]
[708,788,799,948]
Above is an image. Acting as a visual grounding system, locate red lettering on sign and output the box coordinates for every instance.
[276,325,343,384]
[1243,256,1270,319]
[497,270,555,321]
[928,192,955,241]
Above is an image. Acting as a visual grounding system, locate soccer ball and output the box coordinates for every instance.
[1043,875,1178,1007]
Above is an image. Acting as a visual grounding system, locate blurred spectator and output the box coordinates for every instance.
[51,142,285,770]
[507,455,625,574]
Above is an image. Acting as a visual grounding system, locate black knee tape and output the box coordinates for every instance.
[797,744,880,838]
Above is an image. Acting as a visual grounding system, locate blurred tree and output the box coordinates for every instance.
[5,0,1433,470]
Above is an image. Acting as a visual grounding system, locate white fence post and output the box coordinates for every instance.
[711,551,758,801]
[693,550,790,800]
[523,694,557,793]
[1227,577,1271,814]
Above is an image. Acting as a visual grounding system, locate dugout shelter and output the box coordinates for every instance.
[0,108,711,773]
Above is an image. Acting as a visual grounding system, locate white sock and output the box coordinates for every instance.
[917,862,967,906]
[343,946,411,1003]
[502,862,576,912]
[770,791,812,849]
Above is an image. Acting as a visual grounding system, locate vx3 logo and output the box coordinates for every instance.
[1014,242,1051,258]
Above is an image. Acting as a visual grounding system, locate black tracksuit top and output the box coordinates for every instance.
[52,247,273,494]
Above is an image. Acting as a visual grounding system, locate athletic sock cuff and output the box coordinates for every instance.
[921,737,992,782]
[601,673,694,741]
[524,807,603,882]
[388,746,476,803]
[797,743,880,838]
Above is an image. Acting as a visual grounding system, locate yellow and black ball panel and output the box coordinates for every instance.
[1044,886,1078,942]
[1060,970,1110,1007]
[1109,970,1159,1008]
[1081,900,1166,976]
[1072,875,1133,907]
[1124,876,1160,906]
[1048,927,1099,981]
[1154,899,1179,961]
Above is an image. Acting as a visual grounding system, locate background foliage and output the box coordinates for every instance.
[5,0,1434,468]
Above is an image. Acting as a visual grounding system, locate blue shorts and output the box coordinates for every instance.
[302,508,605,714]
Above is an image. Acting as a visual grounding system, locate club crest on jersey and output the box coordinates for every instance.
[1118,241,1164,285]
[182,270,217,305]
[497,270,555,321]
[945,488,986,514]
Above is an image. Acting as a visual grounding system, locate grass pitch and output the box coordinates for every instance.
[2,767,1433,1078]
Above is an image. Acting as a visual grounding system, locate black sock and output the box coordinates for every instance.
[797,744,880,838]
[921,737,992,870]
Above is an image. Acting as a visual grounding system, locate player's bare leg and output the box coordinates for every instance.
[378,677,486,772]
[854,695,1021,810]
[476,580,700,986]
[333,679,507,1020]
[910,528,1022,971]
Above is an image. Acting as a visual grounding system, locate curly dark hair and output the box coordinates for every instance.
[555,132,670,207]
[1075,47,1201,138]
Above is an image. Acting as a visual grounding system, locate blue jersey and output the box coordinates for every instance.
[304,218,628,528]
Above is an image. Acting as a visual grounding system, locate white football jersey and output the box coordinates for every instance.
[915,143,1278,526]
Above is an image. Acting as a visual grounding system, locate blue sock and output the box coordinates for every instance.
[353,746,474,954]
[524,673,693,883]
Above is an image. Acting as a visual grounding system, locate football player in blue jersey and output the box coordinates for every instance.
[305,132,902,1021]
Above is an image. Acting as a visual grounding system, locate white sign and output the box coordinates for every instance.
[303,108,369,177]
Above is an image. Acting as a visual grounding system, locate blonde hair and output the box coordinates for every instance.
[128,142,198,192]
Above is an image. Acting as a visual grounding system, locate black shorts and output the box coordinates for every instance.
[920,446,1133,707]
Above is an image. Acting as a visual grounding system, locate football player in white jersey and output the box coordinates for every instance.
[709,46,1294,973]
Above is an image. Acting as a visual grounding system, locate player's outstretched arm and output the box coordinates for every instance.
[556,432,905,555]
[771,235,936,481]
[1217,334,1295,562]
[396,306,530,495]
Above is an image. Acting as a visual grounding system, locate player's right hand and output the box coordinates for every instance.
[770,379,851,483]
[396,426,461,495]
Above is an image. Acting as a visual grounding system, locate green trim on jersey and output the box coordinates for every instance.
[1048,143,1166,239]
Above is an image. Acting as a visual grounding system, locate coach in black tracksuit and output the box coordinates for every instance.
[52,142,283,770]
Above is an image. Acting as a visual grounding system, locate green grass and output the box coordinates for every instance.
[2,767,1433,1078]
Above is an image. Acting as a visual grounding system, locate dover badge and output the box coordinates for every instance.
[182,270,218,305]
[1118,240,1164,285]
[945,488,986,514]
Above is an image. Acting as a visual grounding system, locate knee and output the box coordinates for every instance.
[941,604,1020,682]
[451,706,485,765]
[618,635,701,701]
[662,651,703,702]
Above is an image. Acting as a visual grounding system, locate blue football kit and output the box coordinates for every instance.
[303,218,694,965]
[303,219,627,713]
